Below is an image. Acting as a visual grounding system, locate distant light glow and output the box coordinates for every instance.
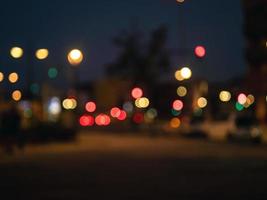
[133,113,144,124]
[79,115,94,127]
[85,101,96,113]
[145,108,158,119]
[12,90,22,101]
[235,102,244,111]
[173,100,183,111]
[117,110,127,121]
[8,72,19,83]
[246,94,255,105]
[48,68,58,79]
[131,87,143,99]
[180,67,192,79]
[171,109,181,116]
[95,114,110,126]
[237,93,247,105]
[36,49,49,60]
[197,97,208,108]
[123,102,134,113]
[135,97,150,108]
[48,97,61,115]
[0,72,4,82]
[30,83,40,95]
[68,49,83,66]
[195,46,206,58]
[175,70,184,81]
[219,91,231,102]
[177,86,187,97]
[62,98,77,110]
[10,47,23,58]
[110,107,121,118]
[170,118,181,128]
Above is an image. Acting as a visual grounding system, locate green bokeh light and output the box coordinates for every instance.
[48,68,58,79]
[235,102,244,111]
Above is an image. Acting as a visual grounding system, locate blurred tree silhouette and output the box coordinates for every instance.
[106,25,170,87]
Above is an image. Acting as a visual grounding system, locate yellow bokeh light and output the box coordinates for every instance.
[176,0,185,3]
[10,47,23,58]
[12,90,22,101]
[8,72,19,83]
[170,118,181,128]
[175,70,184,81]
[62,98,77,110]
[197,97,208,108]
[68,49,83,66]
[177,86,187,97]
[0,72,4,82]
[36,49,49,60]
[219,91,231,102]
[135,97,150,108]
[180,67,192,79]
[246,94,255,105]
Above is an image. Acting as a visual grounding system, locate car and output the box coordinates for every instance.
[227,115,262,144]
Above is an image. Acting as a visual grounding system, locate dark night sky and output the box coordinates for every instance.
[0,0,245,88]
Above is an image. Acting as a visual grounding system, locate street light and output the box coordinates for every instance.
[10,47,23,59]
[0,72,4,82]
[67,49,83,66]
[36,49,49,60]
[8,72,19,83]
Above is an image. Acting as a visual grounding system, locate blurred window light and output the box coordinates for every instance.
[10,47,23,58]
[36,49,49,60]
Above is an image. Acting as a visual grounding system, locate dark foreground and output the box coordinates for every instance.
[1,132,267,200]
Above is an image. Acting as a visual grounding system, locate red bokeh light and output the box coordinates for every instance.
[110,107,121,118]
[79,115,94,127]
[133,113,144,124]
[85,101,96,113]
[95,114,111,126]
[173,100,184,111]
[131,87,143,99]
[195,46,206,58]
[117,110,127,121]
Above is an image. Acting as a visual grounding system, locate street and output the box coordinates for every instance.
[1,131,267,199]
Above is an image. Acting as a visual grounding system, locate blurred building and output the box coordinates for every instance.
[242,0,267,121]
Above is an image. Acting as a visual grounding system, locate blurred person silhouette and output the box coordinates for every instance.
[1,103,23,154]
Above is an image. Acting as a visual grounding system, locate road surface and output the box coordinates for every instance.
[1,131,267,200]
